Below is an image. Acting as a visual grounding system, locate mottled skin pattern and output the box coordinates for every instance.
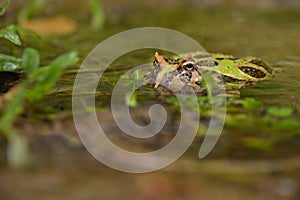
[144,52,275,95]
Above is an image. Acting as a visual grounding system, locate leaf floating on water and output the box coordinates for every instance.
[240,98,263,110]
[276,119,300,133]
[267,106,293,118]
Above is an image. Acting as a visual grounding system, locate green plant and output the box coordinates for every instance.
[0,48,78,168]
[88,0,105,30]
[267,106,293,118]
[0,22,41,72]
[0,0,79,169]
[0,0,10,16]
[18,0,45,22]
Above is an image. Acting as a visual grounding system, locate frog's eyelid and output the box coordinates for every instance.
[182,61,195,66]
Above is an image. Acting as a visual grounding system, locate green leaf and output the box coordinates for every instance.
[0,24,42,47]
[240,98,263,110]
[22,48,40,74]
[88,0,105,30]
[133,68,143,81]
[49,51,79,68]
[0,53,22,71]
[0,86,27,133]
[125,92,137,107]
[0,25,22,46]
[275,119,300,133]
[0,0,10,16]
[18,0,45,22]
[26,51,78,101]
[165,96,180,108]
[0,49,78,169]
[267,106,293,118]
[85,106,96,113]
[11,24,42,42]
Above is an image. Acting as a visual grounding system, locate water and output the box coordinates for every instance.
[1,2,300,199]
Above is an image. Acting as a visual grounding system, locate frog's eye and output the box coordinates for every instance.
[182,61,195,70]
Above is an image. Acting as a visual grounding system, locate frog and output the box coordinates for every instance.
[144,51,275,95]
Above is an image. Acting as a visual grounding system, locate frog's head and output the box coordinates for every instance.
[152,52,203,92]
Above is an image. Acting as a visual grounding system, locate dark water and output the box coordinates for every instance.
[2,2,300,200]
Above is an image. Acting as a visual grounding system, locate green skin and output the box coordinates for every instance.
[147,52,275,93]
[178,52,274,81]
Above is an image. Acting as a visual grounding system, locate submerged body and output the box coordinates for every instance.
[144,52,275,94]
